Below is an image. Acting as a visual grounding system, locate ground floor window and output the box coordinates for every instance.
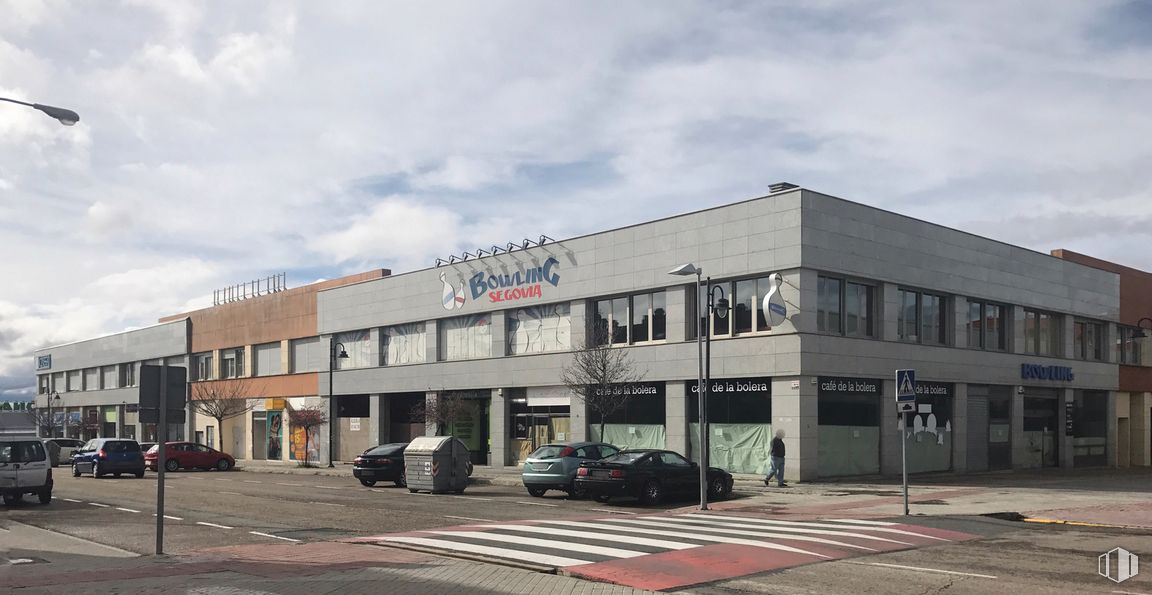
[1022,391,1059,468]
[388,393,426,443]
[1072,390,1107,466]
[904,382,953,473]
[509,392,570,464]
[588,382,666,450]
[687,377,772,474]
[818,377,881,476]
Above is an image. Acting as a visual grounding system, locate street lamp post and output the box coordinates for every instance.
[668,263,710,510]
[48,391,61,438]
[0,96,80,125]
[1131,318,1152,339]
[328,341,349,468]
[703,281,729,482]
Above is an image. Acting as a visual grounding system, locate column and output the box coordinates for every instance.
[1107,390,1118,467]
[665,285,689,343]
[772,375,818,481]
[423,392,438,436]
[665,380,688,456]
[370,393,389,445]
[880,379,901,475]
[1061,317,1075,359]
[1011,387,1027,468]
[490,388,508,467]
[954,299,970,349]
[569,394,588,443]
[243,345,254,377]
[116,403,126,438]
[1133,392,1152,467]
[1059,388,1074,469]
[426,324,440,363]
[1012,306,1027,353]
[880,283,899,342]
[952,384,969,473]
[280,339,291,374]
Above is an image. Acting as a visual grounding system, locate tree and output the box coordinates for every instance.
[26,406,61,438]
[560,333,646,442]
[411,391,475,436]
[287,404,328,466]
[189,379,262,452]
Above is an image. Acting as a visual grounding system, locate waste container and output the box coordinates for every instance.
[404,436,471,494]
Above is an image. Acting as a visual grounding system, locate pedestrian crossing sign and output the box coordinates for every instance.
[896,369,916,402]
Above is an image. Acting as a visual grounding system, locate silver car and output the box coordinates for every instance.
[522,441,620,497]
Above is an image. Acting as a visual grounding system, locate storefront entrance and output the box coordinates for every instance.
[510,387,571,465]
[1072,390,1107,466]
[818,377,881,477]
[1023,389,1059,468]
[687,377,772,474]
[588,382,666,451]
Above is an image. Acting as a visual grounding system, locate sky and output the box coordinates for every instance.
[1,1,1150,399]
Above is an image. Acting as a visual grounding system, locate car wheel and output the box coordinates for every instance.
[408,488,418,493]
[593,494,611,504]
[38,488,52,505]
[165,459,179,472]
[640,480,662,505]
[395,470,406,488]
[92,462,103,478]
[708,477,728,500]
[527,487,547,498]
[72,464,81,478]
[360,478,377,487]
[113,472,122,478]
[568,483,588,500]
[215,459,232,472]
[3,493,20,506]
[135,470,145,479]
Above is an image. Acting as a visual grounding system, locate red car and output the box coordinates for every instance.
[145,442,235,472]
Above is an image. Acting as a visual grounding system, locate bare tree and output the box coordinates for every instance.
[190,379,262,452]
[560,333,646,442]
[411,391,475,436]
[287,404,328,466]
[26,406,61,438]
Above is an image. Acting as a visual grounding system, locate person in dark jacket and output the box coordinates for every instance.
[763,429,787,487]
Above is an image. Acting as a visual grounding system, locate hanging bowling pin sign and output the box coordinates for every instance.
[762,273,788,328]
[440,272,467,310]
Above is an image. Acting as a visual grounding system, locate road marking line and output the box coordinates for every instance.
[115,507,140,513]
[541,520,829,558]
[276,482,303,487]
[444,515,496,523]
[315,486,344,490]
[406,491,431,496]
[845,561,997,579]
[88,502,110,508]
[826,519,898,526]
[451,496,492,501]
[62,498,82,503]
[515,501,559,507]
[686,514,948,541]
[586,508,636,515]
[196,522,234,529]
[152,514,184,520]
[646,516,907,546]
[422,529,647,558]
[308,502,346,507]
[242,480,261,484]
[250,531,301,542]
[214,479,231,482]
[219,491,243,496]
[601,518,877,551]
[379,536,593,567]
[472,524,699,550]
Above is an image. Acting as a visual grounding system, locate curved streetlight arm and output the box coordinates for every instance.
[1132,317,1152,339]
[0,96,80,126]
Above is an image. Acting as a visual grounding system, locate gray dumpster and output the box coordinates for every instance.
[404,436,471,494]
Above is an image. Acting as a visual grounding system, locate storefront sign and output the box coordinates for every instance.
[1021,364,1074,382]
[1065,400,1074,435]
[818,376,881,395]
[688,377,772,394]
[36,355,52,370]
[915,381,953,397]
[440,257,562,310]
[592,382,665,398]
[0,401,31,411]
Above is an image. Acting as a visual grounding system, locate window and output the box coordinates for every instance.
[195,353,213,381]
[1073,320,1104,361]
[381,322,427,365]
[38,375,49,395]
[967,300,1006,351]
[66,370,81,391]
[335,330,373,369]
[507,304,571,355]
[898,289,947,345]
[439,314,492,360]
[290,337,323,373]
[1118,326,1144,365]
[101,366,118,389]
[593,291,666,345]
[818,276,874,337]
[1024,309,1062,356]
[222,348,243,378]
[83,368,99,391]
[205,426,215,449]
[253,342,282,376]
[697,277,778,338]
[120,363,136,387]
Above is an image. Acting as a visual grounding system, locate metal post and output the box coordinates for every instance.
[901,411,909,516]
[156,365,168,555]
[695,271,707,511]
[328,342,335,468]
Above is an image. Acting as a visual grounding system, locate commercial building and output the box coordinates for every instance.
[34,185,1144,480]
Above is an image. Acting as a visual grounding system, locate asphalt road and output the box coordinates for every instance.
[0,468,704,555]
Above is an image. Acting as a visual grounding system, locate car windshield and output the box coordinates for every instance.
[105,441,140,452]
[528,445,566,459]
[601,452,649,464]
[365,444,405,456]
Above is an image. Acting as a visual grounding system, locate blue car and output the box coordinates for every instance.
[72,438,145,478]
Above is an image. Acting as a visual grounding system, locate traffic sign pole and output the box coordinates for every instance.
[894,369,916,517]
[901,411,909,516]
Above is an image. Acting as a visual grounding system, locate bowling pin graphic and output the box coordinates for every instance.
[440,272,458,311]
[762,273,788,328]
[454,280,466,309]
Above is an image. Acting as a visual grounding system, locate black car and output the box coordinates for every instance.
[353,443,407,487]
[574,449,733,505]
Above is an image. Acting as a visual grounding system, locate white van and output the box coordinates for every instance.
[0,439,53,505]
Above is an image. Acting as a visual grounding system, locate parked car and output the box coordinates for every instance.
[71,438,146,478]
[1,439,53,505]
[144,442,235,472]
[521,442,620,497]
[353,443,407,487]
[574,449,733,505]
[45,438,85,467]
[139,442,156,454]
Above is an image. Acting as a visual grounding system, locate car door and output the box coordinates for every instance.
[659,452,695,496]
[194,445,214,467]
[18,441,49,489]
[76,439,99,472]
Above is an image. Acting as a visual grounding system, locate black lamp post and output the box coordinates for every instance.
[0,96,80,126]
[48,391,61,437]
[328,341,349,468]
[1132,318,1152,339]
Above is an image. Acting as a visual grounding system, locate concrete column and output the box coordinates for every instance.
[491,314,507,358]
[665,381,688,456]
[772,375,818,481]
[880,379,901,475]
[1106,323,1119,363]
[1012,306,1027,353]
[371,394,389,445]
[424,392,438,436]
[243,406,253,460]
[569,395,588,442]
[952,384,968,473]
[1107,390,1118,467]
[211,349,221,381]
[665,285,689,343]
[1061,316,1075,359]
[490,388,508,467]
[570,300,588,348]
[1133,392,1152,467]
[116,404,126,438]
[1059,388,1074,469]
[280,340,291,374]
[880,283,899,342]
[243,345,254,377]
[1011,387,1027,468]
[954,299,970,349]
[427,323,440,362]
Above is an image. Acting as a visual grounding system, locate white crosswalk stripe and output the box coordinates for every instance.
[370,513,956,569]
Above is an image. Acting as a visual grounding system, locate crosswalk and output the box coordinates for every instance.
[362,512,973,589]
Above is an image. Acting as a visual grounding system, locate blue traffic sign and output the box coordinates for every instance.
[896,369,916,402]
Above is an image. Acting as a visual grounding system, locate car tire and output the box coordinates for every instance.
[708,477,728,500]
[395,470,406,488]
[38,488,52,505]
[113,472,122,478]
[360,478,377,487]
[165,459,179,472]
[568,483,588,500]
[640,480,662,505]
[408,488,418,493]
[92,462,102,478]
[593,494,611,504]
[215,459,232,472]
[3,493,20,506]
[135,471,145,479]
[72,464,81,478]
[527,487,547,498]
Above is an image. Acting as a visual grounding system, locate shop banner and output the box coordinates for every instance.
[818,376,881,395]
[687,377,772,395]
[267,411,283,460]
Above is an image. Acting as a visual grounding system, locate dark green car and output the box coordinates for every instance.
[521,441,620,497]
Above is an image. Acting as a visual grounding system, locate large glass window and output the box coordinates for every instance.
[1025,309,1062,356]
[898,289,919,341]
[899,289,946,345]
[817,276,842,333]
[818,276,873,337]
[698,276,782,338]
[651,292,666,341]
[508,304,571,355]
[611,297,629,344]
[381,322,427,365]
[335,330,373,369]
[195,354,213,381]
[1118,326,1144,365]
[439,314,492,360]
[631,294,651,342]
[733,279,755,334]
[1073,320,1104,361]
[120,363,136,387]
[594,291,666,346]
[843,282,874,338]
[221,348,243,378]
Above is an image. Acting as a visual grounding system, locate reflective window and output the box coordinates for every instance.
[817,276,842,333]
[507,304,571,355]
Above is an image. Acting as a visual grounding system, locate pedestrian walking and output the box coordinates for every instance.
[764,429,787,487]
